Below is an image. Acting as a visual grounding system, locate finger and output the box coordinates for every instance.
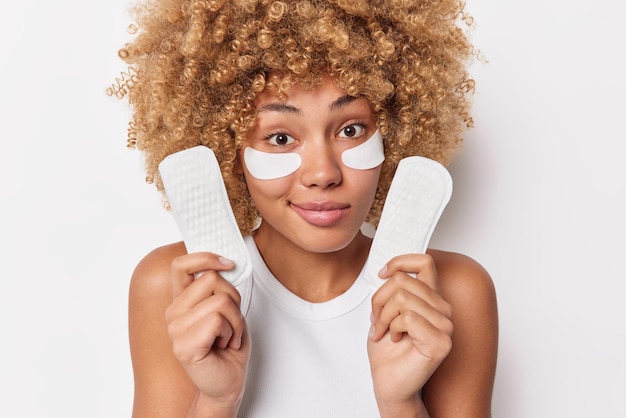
[166,271,242,322]
[371,272,450,326]
[170,252,235,298]
[172,288,244,333]
[371,286,452,341]
[388,311,453,359]
[170,310,237,363]
[167,291,246,355]
[379,253,439,292]
[192,291,246,350]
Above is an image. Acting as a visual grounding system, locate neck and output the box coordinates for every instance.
[253,227,371,303]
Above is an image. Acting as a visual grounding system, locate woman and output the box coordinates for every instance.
[112,1,498,416]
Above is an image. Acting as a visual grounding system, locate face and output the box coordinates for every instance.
[241,79,383,254]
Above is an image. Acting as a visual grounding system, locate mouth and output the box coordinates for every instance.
[290,202,350,227]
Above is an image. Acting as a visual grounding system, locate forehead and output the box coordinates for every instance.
[255,77,339,102]
[254,78,372,114]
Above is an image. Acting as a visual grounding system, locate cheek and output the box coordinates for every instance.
[351,167,382,205]
[244,172,292,203]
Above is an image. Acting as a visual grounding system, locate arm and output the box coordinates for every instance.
[422,251,498,417]
[128,243,249,418]
[129,244,198,417]
[368,251,497,418]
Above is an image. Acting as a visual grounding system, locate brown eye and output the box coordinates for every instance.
[267,132,295,147]
[339,124,365,138]
[275,134,289,145]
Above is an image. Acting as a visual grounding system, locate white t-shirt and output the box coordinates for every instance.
[238,236,380,417]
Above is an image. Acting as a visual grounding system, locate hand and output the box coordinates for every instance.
[165,252,251,411]
[367,254,453,415]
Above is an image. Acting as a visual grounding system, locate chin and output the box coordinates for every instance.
[293,227,363,254]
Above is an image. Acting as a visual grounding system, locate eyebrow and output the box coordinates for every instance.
[256,94,360,114]
[329,95,359,111]
[256,102,302,114]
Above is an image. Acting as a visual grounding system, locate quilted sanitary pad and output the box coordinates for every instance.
[364,156,453,290]
[158,146,252,289]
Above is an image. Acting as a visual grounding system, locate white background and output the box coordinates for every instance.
[1,0,624,417]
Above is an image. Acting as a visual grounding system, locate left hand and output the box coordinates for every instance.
[368,253,453,414]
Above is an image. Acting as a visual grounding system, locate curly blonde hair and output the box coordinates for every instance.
[110,0,476,234]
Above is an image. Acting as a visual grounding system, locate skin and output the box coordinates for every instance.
[128,80,498,418]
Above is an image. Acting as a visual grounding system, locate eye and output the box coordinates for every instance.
[267,132,295,147]
[338,124,365,139]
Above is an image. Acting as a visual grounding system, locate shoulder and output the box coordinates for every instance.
[428,249,497,310]
[426,248,498,340]
[130,241,187,300]
[129,242,188,333]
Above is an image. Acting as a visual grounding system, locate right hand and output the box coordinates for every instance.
[165,252,251,410]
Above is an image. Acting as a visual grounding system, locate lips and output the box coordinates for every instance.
[290,201,350,227]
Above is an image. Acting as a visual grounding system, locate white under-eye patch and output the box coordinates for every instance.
[341,129,384,170]
[244,147,302,180]
[243,129,384,180]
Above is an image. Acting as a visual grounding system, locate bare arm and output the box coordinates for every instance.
[128,243,199,417]
[423,250,499,417]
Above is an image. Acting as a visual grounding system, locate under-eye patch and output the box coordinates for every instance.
[243,148,302,180]
[244,129,384,180]
[341,130,384,170]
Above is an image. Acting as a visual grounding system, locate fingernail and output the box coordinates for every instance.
[219,257,234,266]
[378,264,388,277]
[235,334,242,350]
[368,324,375,340]
[370,311,374,324]
[229,333,242,350]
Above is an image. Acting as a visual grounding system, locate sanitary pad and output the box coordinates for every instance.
[158,146,253,303]
[364,156,453,290]
[158,145,452,300]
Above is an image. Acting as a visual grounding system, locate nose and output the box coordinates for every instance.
[298,140,342,189]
